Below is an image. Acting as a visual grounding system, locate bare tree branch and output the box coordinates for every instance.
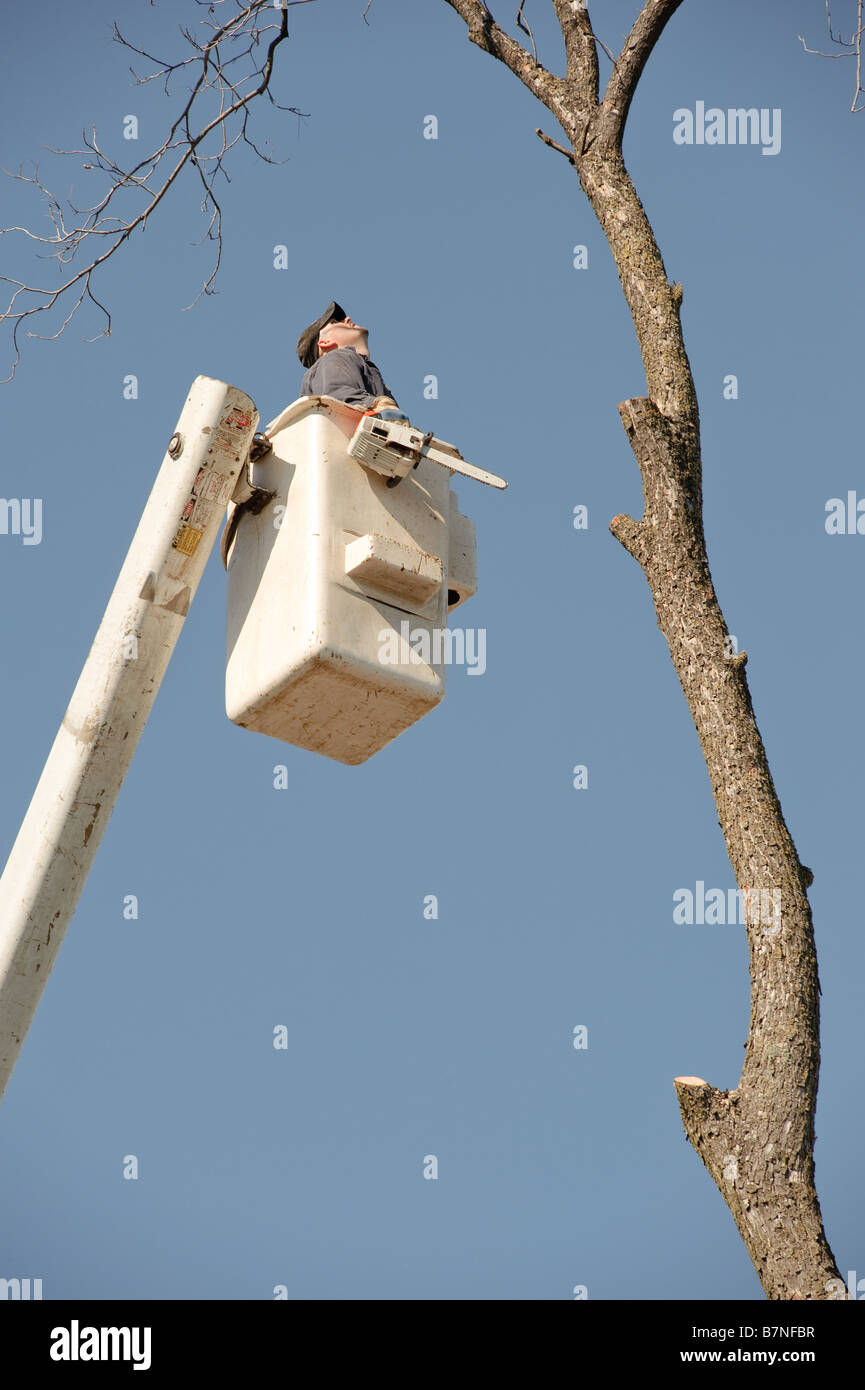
[598,0,685,150]
[442,0,574,136]
[550,0,599,104]
[0,0,317,380]
[799,0,864,111]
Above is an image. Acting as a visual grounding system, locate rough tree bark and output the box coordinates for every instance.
[443,0,846,1299]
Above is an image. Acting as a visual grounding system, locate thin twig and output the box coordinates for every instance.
[535,127,575,164]
[595,34,616,64]
[0,0,317,379]
[516,1,537,62]
[799,0,864,111]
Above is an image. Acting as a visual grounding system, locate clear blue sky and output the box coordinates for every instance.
[0,0,862,1300]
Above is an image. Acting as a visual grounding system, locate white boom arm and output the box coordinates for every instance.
[0,377,258,1102]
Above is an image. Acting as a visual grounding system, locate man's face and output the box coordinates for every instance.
[318,317,368,355]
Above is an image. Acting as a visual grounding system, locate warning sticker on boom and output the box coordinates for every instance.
[173,524,203,557]
[192,465,232,506]
[222,406,253,432]
[171,463,233,558]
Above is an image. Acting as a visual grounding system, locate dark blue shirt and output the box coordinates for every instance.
[300,346,397,410]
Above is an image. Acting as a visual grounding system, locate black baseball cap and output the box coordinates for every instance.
[296,300,348,368]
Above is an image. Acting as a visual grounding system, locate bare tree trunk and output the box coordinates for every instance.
[444,0,846,1299]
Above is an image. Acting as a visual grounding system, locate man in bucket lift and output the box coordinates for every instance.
[221,302,405,566]
[296,300,407,421]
